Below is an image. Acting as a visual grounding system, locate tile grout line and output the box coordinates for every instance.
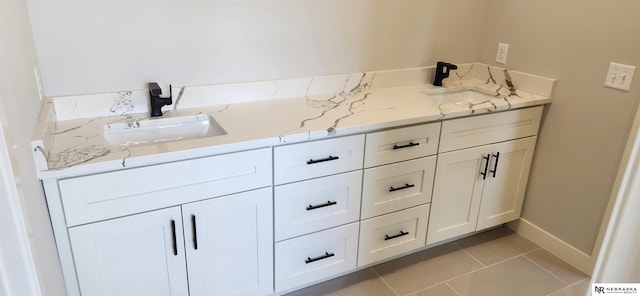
[437,253,533,286]
[404,280,460,296]
[445,282,463,296]
[452,241,487,268]
[522,253,572,286]
[370,267,401,296]
[543,278,591,296]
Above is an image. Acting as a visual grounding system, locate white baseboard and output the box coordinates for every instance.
[507,218,594,276]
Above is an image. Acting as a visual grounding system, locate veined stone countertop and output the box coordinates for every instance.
[31,63,555,179]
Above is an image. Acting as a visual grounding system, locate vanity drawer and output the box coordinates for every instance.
[274,135,365,185]
[274,171,362,241]
[358,204,429,267]
[439,106,542,153]
[361,156,436,219]
[59,148,272,226]
[364,123,440,168]
[275,222,359,292]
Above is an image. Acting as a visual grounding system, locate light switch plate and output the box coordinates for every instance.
[604,62,636,91]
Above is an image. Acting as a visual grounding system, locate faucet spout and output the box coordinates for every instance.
[148,82,172,117]
[432,61,458,86]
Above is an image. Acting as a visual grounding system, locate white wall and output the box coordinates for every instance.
[0,0,66,294]
[0,100,40,296]
[480,0,640,255]
[27,0,489,97]
[18,0,639,288]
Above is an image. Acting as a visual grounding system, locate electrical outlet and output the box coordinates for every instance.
[33,67,45,101]
[604,62,636,91]
[496,43,509,64]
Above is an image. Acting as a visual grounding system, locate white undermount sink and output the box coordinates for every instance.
[103,114,226,146]
[424,90,498,104]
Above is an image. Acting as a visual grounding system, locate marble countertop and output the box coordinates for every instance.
[31,63,554,179]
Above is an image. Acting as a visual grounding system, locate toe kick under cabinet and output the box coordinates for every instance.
[44,106,544,296]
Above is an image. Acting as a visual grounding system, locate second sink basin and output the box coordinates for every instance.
[104,114,226,146]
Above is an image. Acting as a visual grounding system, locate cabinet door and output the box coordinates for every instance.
[477,137,536,230]
[427,145,491,245]
[68,207,188,296]
[182,188,273,296]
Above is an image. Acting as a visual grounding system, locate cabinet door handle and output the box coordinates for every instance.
[307,155,339,165]
[305,252,335,264]
[191,215,198,250]
[385,230,409,241]
[490,152,500,178]
[389,183,415,192]
[306,200,338,211]
[393,142,420,150]
[480,154,490,180]
[170,220,178,256]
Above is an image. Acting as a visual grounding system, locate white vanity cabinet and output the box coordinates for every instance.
[69,188,273,296]
[427,107,542,245]
[273,135,365,292]
[45,103,548,296]
[357,123,439,267]
[47,148,274,296]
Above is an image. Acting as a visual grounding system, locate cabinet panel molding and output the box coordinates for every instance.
[59,148,272,226]
[68,207,188,296]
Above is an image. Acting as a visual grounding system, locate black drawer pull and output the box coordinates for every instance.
[480,154,490,180]
[389,183,415,192]
[490,152,500,178]
[306,200,338,211]
[385,230,409,241]
[305,252,335,264]
[393,142,420,150]
[307,155,339,164]
[170,220,178,256]
[191,215,198,250]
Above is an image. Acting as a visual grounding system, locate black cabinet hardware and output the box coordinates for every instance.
[393,142,420,150]
[389,183,415,192]
[305,252,335,264]
[191,215,198,250]
[307,155,339,165]
[490,152,500,178]
[306,200,338,211]
[170,220,178,256]
[481,154,490,180]
[384,230,409,241]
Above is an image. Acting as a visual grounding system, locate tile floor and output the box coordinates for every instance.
[285,227,590,296]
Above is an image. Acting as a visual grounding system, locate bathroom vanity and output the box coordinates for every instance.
[31,63,554,296]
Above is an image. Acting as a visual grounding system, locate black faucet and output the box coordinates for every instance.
[432,61,458,86]
[148,82,172,117]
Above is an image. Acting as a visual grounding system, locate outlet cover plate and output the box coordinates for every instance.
[604,62,636,91]
[496,43,509,64]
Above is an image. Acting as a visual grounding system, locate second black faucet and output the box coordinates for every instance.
[432,61,458,86]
